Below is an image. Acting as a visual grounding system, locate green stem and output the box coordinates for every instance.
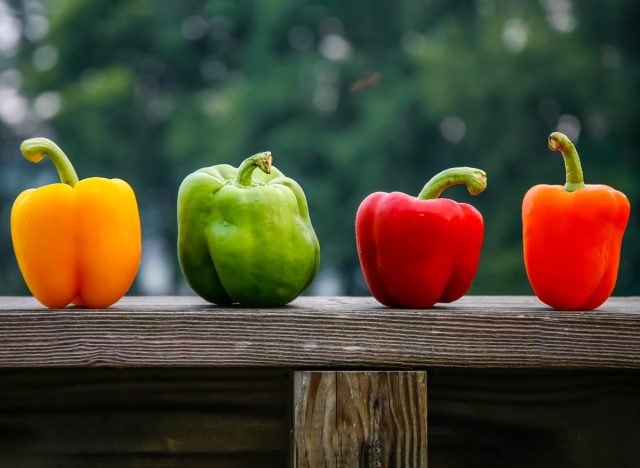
[418,167,487,200]
[20,138,79,187]
[548,132,585,192]
[235,151,272,186]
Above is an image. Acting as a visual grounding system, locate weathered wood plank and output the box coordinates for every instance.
[0,368,289,467]
[293,371,337,466]
[0,296,639,368]
[0,367,638,467]
[336,372,428,467]
[428,368,640,468]
[294,371,427,467]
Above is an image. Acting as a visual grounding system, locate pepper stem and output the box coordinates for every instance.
[235,151,273,186]
[20,138,79,187]
[418,167,487,200]
[548,132,585,192]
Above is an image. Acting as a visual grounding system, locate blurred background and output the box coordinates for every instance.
[0,0,638,297]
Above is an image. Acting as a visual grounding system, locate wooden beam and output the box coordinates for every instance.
[293,371,428,467]
[1,367,639,466]
[1,296,640,368]
[0,368,290,466]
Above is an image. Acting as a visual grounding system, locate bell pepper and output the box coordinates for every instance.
[356,167,487,308]
[177,151,320,306]
[11,138,141,309]
[523,132,630,310]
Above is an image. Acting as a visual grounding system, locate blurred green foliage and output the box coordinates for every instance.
[0,0,638,296]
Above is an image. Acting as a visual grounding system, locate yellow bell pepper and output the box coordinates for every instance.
[11,138,141,308]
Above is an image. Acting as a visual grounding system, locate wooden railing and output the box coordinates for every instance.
[1,296,639,466]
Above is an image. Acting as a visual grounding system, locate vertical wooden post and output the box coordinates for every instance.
[293,371,427,467]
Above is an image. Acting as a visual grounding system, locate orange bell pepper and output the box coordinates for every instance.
[11,138,141,308]
[522,132,630,310]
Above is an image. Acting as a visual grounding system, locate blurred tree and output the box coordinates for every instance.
[0,0,638,297]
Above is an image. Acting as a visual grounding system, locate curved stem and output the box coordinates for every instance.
[20,138,79,187]
[235,151,272,186]
[418,167,487,200]
[548,132,585,192]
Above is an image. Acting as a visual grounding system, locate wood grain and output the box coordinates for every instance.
[0,296,639,368]
[293,371,337,467]
[293,371,428,467]
[1,367,638,467]
[0,368,290,467]
[427,368,640,468]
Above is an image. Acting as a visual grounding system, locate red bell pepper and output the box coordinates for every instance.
[356,167,487,308]
[523,132,630,310]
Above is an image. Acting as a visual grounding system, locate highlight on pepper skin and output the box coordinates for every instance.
[10,138,142,309]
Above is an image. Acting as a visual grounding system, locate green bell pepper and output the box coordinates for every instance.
[177,151,320,306]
